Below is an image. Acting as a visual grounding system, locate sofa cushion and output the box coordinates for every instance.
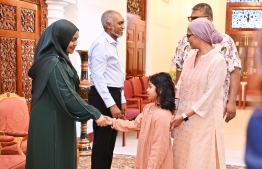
[0,155,25,169]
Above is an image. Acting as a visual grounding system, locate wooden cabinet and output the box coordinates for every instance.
[229,34,262,80]
[126,14,146,79]
[226,2,262,81]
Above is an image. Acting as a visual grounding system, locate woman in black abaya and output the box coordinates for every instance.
[26,19,106,169]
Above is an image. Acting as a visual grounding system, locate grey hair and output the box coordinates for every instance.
[192,3,213,20]
[101,10,118,29]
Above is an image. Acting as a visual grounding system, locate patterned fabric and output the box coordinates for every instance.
[0,96,29,134]
[0,94,29,156]
[172,49,227,169]
[0,155,26,169]
[171,33,242,108]
[76,155,247,169]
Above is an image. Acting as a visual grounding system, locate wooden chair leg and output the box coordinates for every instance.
[122,132,126,147]
[76,137,79,167]
[238,85,242,109]
[243,85,247,110]
[243,96,246,110]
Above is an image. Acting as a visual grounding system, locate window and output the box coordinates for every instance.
[226,3,262,31]
[232,10,262,28]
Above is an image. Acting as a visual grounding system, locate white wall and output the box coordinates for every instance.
[64,0,127,77]
[145,0,177,75]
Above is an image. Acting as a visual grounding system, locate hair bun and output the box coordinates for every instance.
[211,31,223,44]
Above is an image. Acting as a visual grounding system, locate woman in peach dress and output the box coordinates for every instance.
[170,18,227,169]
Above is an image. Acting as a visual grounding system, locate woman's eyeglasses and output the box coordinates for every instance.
[187,16,209,22]
[186,34,193,39]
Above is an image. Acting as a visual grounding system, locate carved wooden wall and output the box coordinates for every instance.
[0,0,47,105]
[127,0,146,20]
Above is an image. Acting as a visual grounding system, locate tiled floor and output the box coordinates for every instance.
[113,107,254,167]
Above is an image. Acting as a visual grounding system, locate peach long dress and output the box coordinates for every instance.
[172,49,227,169]
[112,103,173,169]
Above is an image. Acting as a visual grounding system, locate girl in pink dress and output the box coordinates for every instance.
[106,72,175,169]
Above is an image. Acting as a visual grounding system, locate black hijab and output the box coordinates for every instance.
[28,19,80,106]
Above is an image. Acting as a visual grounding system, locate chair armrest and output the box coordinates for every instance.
[4,131,28,137]
[133,94,148,99]
[126,98,141,102]
[126,98,141,112]
[0,135,14,142]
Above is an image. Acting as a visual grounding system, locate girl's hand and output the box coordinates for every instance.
[170,115,183,130]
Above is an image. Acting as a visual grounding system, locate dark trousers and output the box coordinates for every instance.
[89,87,122,169]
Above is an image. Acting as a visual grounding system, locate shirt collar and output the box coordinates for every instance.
[102,31,119,47]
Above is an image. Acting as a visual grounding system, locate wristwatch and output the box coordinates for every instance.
[182,113,189,121]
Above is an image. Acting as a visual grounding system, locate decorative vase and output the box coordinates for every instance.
[76,50,92,156]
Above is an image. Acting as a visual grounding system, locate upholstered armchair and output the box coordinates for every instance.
[0,92,29,156]
[124,80,141,111]
[122,80,141,147]
[128,78,152,110]
[139,76,149,93]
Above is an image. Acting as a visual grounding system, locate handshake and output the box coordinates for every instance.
[95,115,114,127]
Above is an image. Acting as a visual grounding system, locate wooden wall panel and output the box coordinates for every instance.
[0,0,47,105]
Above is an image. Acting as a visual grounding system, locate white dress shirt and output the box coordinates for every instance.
[88,31,126,108]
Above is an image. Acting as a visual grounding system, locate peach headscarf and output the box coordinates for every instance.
[188,18,223,44]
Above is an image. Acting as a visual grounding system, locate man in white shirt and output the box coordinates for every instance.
[88,10,126,169]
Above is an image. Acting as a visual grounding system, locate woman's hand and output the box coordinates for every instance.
[104,116,113,125]
[170,115,183,130]
[95,115,107,127]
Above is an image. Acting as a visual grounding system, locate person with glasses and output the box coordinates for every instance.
[170,18,227,169]
[171,3,241,123]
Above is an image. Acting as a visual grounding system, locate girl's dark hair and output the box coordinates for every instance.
[149,72,175,113]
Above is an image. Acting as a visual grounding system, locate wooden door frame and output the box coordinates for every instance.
[225,2,262,34]
[126,0,147,78]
